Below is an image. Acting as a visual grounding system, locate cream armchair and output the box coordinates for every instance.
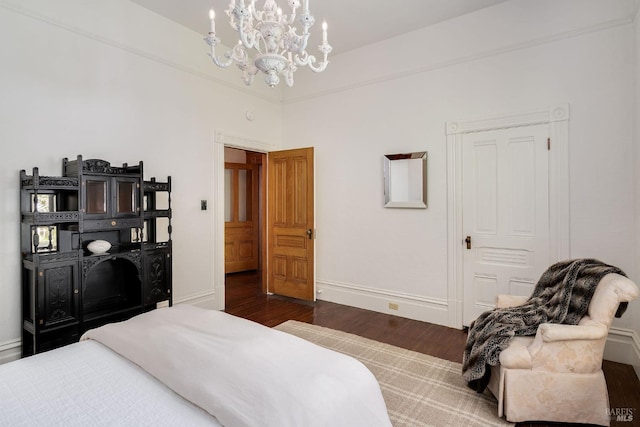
[486,273,639,426]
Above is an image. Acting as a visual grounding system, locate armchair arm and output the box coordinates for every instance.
[495,295,529,308]
[538,323,607,342]
[527,323,608,373]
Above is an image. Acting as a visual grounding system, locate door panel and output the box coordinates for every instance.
[225,163,259,273]
[267,147,315,301]
[462,125,549,325]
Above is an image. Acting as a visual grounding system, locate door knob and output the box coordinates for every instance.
[307,229,313,239]
[465,235,471,250]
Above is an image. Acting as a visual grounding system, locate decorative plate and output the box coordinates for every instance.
[87,239,111,254]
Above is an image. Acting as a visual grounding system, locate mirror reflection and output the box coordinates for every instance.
[32,225,57,253]
[383,152,427,208]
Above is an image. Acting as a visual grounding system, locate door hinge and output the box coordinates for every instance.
[547,138,550,151]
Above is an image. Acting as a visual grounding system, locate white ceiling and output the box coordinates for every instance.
[129,0,509,55]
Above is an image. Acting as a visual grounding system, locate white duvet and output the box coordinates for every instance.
[81,305,392,427]
[0,340,216,426]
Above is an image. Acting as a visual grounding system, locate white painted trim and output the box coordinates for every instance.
[316,279,450,326]
[0,0,280,104]
[446,104,570,328]
[0,339,21,365]
[212,132,226,311]
[605,327,640,367]
[173,290,218,309]
[213,131,279,309]
[284,17,634,105]
[215,131,278,153]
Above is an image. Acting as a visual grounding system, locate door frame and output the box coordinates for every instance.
[213,131,278,310]
[445,104,570,328]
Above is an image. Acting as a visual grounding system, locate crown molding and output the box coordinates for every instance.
[283,15,634,105]
[0,0,280,105]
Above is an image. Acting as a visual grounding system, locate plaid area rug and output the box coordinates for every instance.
[274,321,512,427]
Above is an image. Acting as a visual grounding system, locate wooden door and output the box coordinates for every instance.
[267,147,315,301]
[462,124,550,325]
[225,163,259,273]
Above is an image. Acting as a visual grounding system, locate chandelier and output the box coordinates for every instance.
[205,0,332,87]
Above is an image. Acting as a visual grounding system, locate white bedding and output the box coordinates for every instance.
[81,305,392,427]
[0,339,218,426]
[1,306,391,426]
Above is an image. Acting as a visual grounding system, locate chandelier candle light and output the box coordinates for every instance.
[205,0,332,87]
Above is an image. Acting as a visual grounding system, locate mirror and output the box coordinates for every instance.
[116,181,136,214]
[31,194,57,212]
[383,151,427,208]
[32,225,57,253]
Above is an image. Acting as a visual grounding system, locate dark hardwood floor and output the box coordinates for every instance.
[225,271,640,427]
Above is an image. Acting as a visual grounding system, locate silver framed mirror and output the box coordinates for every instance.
[383,151,427,208]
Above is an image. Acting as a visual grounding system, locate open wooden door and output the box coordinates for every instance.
[267,147,315,301]
[225,162,259,273]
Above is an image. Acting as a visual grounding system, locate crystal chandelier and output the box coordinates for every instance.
[205,0,332,87]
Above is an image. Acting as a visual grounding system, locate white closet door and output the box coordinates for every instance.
[462,124,550,326]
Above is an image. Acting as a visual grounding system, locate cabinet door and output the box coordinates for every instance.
[114,177,140,218]
[83,177,109,219]
[143,247,171,306]
[37,261,80,328]
[83,176,141,220]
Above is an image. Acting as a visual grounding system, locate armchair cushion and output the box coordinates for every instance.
[498,336,533,369]
[494,295,528,309]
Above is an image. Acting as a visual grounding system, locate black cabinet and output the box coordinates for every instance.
[81,176,140,220]
[20,156,172,356]
[142,176,172,310]
[143,246,172,307]
[22,253,81,355]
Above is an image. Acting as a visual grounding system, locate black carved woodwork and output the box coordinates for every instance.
[143,245,172,306]
[20,155,172,356]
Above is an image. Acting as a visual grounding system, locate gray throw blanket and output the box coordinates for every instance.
[462,258,627,393]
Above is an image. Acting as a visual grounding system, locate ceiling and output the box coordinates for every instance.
[129,0,509,55]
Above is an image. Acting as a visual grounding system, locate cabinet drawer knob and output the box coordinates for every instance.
[111,220,117,226]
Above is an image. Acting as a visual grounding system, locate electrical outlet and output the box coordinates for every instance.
[201,200,207,210]
[388,302,399,310]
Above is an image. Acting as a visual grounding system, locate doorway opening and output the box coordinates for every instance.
[224,147,267,295]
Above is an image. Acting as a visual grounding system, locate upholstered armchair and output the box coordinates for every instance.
[486,273,639,426]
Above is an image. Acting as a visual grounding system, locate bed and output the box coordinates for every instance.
[0,305,391,427]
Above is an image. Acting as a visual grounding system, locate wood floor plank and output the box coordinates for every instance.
[225,271,640,427]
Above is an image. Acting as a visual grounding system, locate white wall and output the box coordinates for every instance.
[0,0,282,361]
[282,0,639,363]
[634,0,640,375]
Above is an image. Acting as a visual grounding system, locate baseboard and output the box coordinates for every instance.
[317,280,640,371]
[173,290,218,309]
[316,279,451,326]
[605,327,640,370]
[0,339,21,365]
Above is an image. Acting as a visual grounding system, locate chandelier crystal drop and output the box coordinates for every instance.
[204,0,332,87]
